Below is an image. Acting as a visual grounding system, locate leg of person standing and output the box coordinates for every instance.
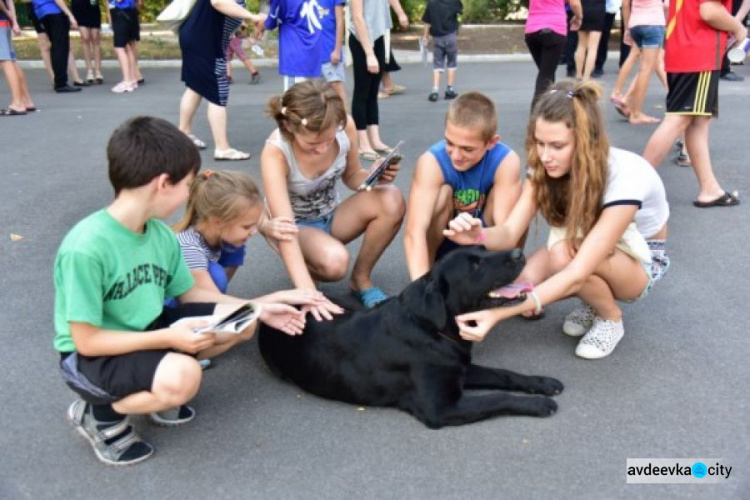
[42,13,78,92]
[594,10,615,76]
[349,32,379,158]
[526,29,566,107]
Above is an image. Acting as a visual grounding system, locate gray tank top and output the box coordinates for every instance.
[267,128,350,221]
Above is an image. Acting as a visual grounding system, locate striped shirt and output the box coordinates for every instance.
[176,227,220,270]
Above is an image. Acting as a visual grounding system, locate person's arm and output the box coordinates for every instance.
[260,141,317,290]
[70,321,216,357]
[736,0,750,22]
[568,0,583,30]
[700,0,747,41]
[350,0,379,73]
[211,0,265,24]
[1,0,20,35]
[389,0,409,28]
[621,0,632,43]
[404,152,446,281]
[53,0,78,28]
[330,3,345,64]
[421,3,431,38]
[444,178,538,251]
[455,204,639,342]
[340,116,375,189]
[488,150,523,229]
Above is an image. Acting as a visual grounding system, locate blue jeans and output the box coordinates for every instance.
[630,25,665,49]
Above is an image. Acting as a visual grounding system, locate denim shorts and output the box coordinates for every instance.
[321,61,346,83]
[0,27,16,62]
[296,211,336,234]
[630,25,665,49]
[631,240,670,301]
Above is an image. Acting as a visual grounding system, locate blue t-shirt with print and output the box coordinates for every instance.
[265,0,324,77]
[318,0,345,63]
[428,139,512,220]
[109,0,137,10]
[32,0,62,19]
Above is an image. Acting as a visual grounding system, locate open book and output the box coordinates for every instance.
[171,303,262,335]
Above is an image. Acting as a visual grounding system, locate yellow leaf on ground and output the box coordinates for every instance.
[10,234,23,241]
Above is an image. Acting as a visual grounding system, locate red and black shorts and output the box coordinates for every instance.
[666,70,720,118]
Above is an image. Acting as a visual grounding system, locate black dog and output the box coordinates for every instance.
[258,247,563,428]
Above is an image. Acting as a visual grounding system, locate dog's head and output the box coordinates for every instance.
[403,246,527,331]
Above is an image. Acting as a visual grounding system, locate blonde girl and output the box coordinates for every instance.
[172,169,327,312]
[444,80,670,359]
[260,80,406,316]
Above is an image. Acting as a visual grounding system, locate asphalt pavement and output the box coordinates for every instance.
[1,59,749,499]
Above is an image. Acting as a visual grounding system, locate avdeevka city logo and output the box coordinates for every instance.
[626,458,731,484]
[691,462,707,478]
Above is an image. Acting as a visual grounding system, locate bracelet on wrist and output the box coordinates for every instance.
[528,290,543,316]
[474,228,487,245]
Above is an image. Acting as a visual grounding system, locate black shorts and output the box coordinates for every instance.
[111,8,140,48]
[59,303,216,405]
[666,70,720,118]
[26,3,45,34]
[72,0,102,29]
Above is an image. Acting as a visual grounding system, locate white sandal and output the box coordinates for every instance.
[186,134,207,150]
[214,148,251,161]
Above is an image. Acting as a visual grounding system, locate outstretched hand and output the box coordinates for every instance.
[442,213,483,246]
[260,303,307,336]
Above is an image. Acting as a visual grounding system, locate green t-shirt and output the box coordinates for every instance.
[53,210,195,353]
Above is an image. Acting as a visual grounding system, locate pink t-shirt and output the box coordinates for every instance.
[629,0,666,27]
[525,0,568,36]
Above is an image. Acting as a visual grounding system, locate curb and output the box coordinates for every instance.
[16,50,624,70]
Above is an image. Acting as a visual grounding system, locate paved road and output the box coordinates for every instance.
[2,61,748,499]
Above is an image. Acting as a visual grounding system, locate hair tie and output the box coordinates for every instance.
[281,107,287,116]
[300,118,308,127]
[549,89,574,99]
[201,170,214,180]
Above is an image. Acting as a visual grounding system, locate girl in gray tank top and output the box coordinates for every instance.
[260,80,406,311]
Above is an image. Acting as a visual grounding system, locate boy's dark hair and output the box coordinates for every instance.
[107,116,201,196]
[445,92,498,142]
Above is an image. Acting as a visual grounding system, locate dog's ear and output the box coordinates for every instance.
[400,274,448,330]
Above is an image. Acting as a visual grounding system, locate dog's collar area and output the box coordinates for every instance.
[436,329,463,346]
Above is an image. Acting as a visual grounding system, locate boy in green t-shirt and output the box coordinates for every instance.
[54,117,311,466]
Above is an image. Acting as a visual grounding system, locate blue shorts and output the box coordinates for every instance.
[321,61,346,83]
[0,27,16,62]
[296,211,336,234]
[630,25,665,49]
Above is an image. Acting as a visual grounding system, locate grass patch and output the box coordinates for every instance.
[12,33,278,60]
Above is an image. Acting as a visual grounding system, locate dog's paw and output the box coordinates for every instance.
[530,376,564,396]
[533,396,558,417]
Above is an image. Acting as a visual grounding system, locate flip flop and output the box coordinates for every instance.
[353,287,389,309]
[214,148,251,161]
[0,107,27,116]
[26,107,39,113]
[614,103,630,118]
[373,145,394,154]
[693,191,740,208]
[359,151,381,162]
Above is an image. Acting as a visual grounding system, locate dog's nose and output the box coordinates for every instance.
[510,248,522,261]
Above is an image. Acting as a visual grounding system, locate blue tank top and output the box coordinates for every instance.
[428,140,512,219]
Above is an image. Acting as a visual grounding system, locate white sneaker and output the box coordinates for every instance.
[575,317,625,359]
[562,303,596,337]
[111,81,134,93]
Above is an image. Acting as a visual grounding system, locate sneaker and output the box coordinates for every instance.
[444,89,458,99]
[54,84,82,93]
[592,68,604,78]
[428,92,439,102]
[575,317,625,359]
[562,303,596,336]
[149,405,196,427]
[67,400,154,466]
[720,71,744,82]
[111,81,134,94]
[250,72,261,84]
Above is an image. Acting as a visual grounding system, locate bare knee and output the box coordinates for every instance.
[152,354,203,406]
[548,242,574,274]
[313,245,349,281]
[377,185,406,220]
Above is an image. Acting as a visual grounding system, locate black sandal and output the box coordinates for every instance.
[693,191,740,208]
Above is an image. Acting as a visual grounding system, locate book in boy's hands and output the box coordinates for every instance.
[358,140,405,191]
[171,303,262,335]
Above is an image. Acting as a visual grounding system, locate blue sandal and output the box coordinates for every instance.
[355,287,389,308]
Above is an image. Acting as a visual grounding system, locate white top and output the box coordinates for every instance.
[603,147,669,239]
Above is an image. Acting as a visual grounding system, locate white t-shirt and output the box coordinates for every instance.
[603,147,669,239]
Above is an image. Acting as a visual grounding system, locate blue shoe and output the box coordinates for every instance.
[355,287,389,308]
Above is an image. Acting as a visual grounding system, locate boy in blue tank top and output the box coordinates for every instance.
[404,92,522,280]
